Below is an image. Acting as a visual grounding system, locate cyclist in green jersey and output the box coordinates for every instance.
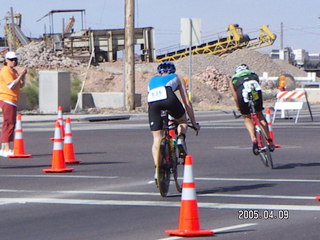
[229,64,275,155]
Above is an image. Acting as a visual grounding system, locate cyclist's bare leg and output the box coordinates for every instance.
[243,114,256,142]
[175,114,188,156]
[243,114,260,155]
[257,111,275,152]
[176,114,188,137]
[151,130,163,167]
[257,111,271,139]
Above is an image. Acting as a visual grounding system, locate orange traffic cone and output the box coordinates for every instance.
[57,106,65,139]
[9,114,32,158]
[265,108,281,148]
[64,117,81,164]
[165,155,214,237]
[43,121,74,173]
[50,106,65,141]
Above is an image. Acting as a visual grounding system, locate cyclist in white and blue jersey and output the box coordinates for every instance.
[147,61,200,172]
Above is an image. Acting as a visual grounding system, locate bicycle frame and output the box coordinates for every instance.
[162,112,176,140]
[249,101,264,149]
[161,112,177,160]
[248,92,273,168]
[157,110,197,197]
[156,111,181,197]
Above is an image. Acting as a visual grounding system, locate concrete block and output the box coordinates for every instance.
[297,88,320,104]
[39,71,71,113]
[17,91,27,111]
[78,92,141,109]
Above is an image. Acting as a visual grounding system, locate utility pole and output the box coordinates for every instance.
[10,7,17,51]
[124,0,135,110]
[280,22,283,50]
[188,18,193,101]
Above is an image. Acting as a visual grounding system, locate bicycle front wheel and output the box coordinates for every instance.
[257,128,273,169]
[157,138,171,197]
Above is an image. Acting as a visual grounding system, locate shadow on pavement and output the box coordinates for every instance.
[197,183,276,195]
[274,162,320,169]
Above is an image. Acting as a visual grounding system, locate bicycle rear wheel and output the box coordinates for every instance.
[171,142,182,193]
[256,128,273,169]
[157,138,171,197]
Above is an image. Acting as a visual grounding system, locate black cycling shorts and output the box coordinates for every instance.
[148,87,185,131]
[237,90,263,115]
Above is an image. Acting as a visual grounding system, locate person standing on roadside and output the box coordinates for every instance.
[0,51,27,157]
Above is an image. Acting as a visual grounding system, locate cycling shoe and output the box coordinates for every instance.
[267,139,275,152]
[177,134,187,157]
[252,142,259,155]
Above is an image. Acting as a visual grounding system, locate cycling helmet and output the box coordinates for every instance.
[235,64,249,74]
[157,61,176,74]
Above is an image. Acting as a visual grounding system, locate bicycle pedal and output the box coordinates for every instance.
[268,144,275,152]
[155,179,158,188]
[177,158,184,165]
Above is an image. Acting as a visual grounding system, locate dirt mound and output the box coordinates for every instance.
[82,49,309,111]
[13,43,313,111]
[173,49,308,77]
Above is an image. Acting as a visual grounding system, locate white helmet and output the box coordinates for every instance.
[235,64,249,74]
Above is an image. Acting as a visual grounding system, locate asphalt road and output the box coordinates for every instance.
[0,106,319,240]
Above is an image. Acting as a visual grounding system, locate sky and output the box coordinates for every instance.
[1,0,320,54]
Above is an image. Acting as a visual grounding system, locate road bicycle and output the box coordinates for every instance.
[233,86,274,169]
[156,111,194,197]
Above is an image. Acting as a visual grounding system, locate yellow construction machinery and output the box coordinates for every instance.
[1,9,276,64]
[4,9,30,50]
[156,24,276,62]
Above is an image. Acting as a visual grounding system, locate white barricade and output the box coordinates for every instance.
[272,90,312,124]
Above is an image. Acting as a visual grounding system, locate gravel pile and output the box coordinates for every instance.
[132,48,313,109]
[6,42,313,111]
[16,41,81,69]
[175,49,308,77]
[169,48,309,99]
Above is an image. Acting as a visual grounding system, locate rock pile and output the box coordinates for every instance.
[16,41,80,69]
[193,66,230,94]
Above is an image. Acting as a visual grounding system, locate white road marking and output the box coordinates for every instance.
[213,223,258,234]
[1,197,320,211]
[201,193,315,200]
[195,177,320,183]
[213,145,300,149]
[158,223,259,239]
[3,175,319,183]
[0,189,160,196]
[0,189,316,200]
[0,174,118,179]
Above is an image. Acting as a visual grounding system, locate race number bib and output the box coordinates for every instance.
[242,80,261,103]
[148,87,167,102]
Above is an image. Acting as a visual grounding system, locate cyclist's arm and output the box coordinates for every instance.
[229,80,240,110]
[177,76,198,129]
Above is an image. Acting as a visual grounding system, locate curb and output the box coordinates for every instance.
[8,114,131,123]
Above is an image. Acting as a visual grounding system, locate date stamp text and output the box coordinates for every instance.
[238,209,289,220]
